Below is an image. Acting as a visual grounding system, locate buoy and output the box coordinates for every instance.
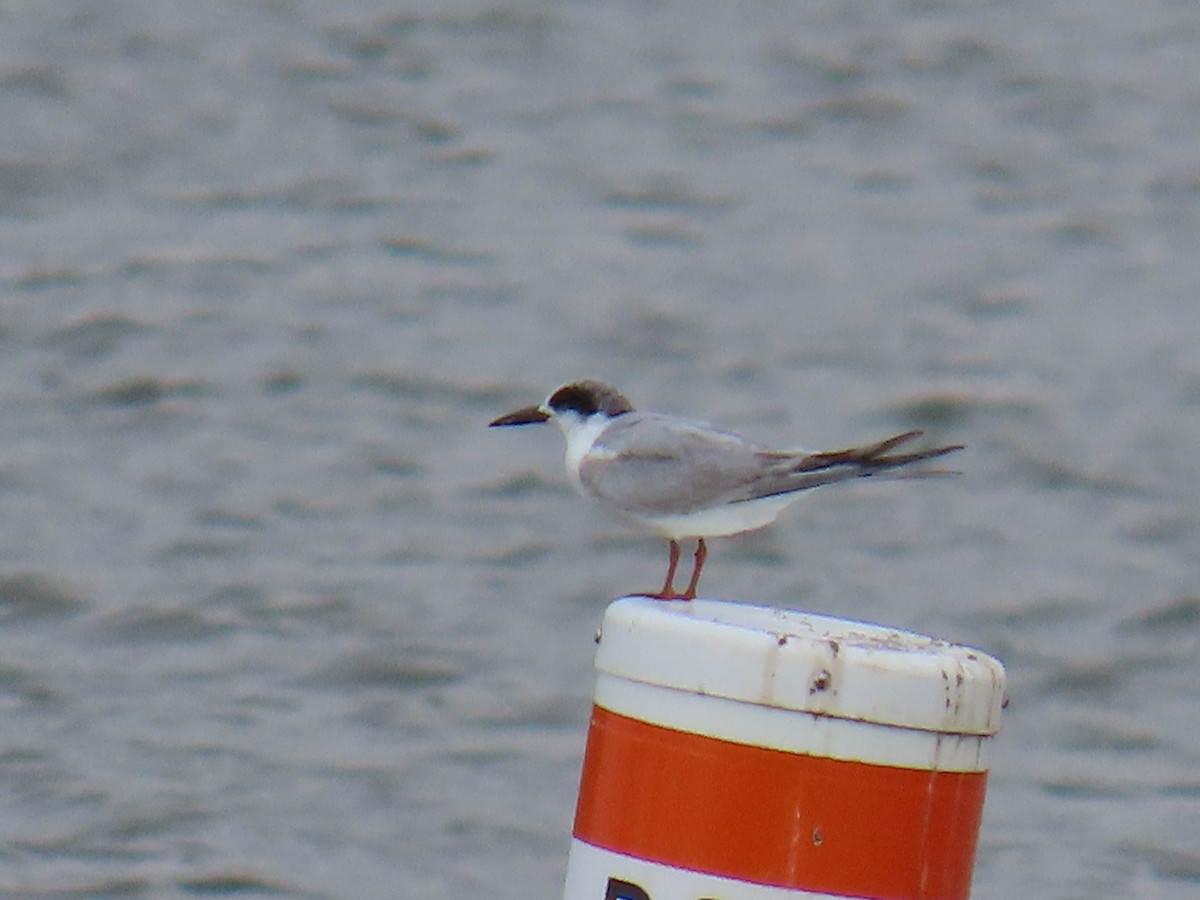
[563,597,1006,900]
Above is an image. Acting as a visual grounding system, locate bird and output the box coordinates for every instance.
[489,379,963,601]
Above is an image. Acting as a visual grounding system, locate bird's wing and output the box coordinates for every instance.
[577,413,779,516]
[580,419,964,514]
[724,430,965,503]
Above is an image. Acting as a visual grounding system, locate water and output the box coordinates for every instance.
[0,1,1198,897]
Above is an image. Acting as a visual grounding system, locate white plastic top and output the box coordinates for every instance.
[595,597,1006,736]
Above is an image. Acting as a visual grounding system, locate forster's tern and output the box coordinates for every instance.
[490,380,963,601]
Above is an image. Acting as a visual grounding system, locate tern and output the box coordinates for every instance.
[489,380,963,601]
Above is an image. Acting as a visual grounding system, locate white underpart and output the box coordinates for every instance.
[632,492,803,540]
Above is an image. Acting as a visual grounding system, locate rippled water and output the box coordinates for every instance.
[1,2,1198,898]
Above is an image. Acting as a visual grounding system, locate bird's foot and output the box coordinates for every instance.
[638,589,694,602]
[638,538,704,601]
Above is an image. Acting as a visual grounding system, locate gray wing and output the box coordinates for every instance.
[578,413,780,516]
[579,415,963,516]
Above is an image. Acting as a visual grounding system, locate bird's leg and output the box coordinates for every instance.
[681,538,707,600]
[651,539,682,599]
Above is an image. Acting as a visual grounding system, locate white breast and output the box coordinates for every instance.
[558,413,614,495]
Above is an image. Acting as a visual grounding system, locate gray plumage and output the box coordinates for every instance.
[578,412,960,518]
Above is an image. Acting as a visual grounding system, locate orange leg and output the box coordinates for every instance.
[650,539,682,599]
[681,538,706,600]
[646,539,702,601]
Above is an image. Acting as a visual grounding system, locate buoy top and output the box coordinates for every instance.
[595,597,1006,736]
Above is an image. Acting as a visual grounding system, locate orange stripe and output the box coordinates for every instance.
[573,706,986,899]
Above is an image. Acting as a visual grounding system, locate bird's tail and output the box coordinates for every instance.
[778,431,964,492]
[797,430,962,471]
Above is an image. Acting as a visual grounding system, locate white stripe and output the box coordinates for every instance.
[594,672,993,773]
[563,839,850,900]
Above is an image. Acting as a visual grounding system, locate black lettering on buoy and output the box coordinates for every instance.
[604,877,651,900]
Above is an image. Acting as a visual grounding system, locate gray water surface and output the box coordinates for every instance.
[1,2,1198,898]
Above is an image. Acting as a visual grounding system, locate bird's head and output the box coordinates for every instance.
[489,380,635,437]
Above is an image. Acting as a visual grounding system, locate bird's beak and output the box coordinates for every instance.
[489,405,551,427]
